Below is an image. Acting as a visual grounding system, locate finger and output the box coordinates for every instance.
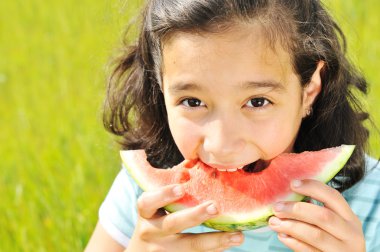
[138,184,184,219]
[290,179,356,221]
[179,231,244,251]
[276,233,322,252]
[272,201,351,240]
[158,201,220,235]
[269,217,342,251]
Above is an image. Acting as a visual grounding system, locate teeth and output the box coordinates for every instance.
[215,165,245,172]
[214,165,246,172]
[216,167,241,172]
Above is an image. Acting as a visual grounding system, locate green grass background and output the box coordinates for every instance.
[0,0,379,251]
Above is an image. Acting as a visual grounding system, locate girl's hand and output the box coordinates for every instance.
[126,184,244,252]
[269,179,365,252]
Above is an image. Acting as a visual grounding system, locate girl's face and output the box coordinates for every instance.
[162,23,321,171]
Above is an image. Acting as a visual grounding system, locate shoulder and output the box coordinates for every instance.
[98,166,144,247]
[344,155,380,192]
[344,155,380,196]
[100,165,144,212]
[365,155,380,173]
[342,155,380,251]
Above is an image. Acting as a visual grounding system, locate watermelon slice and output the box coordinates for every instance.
[120,145,355,231]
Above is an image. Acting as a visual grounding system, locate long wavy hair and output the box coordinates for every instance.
[103,0,371,192]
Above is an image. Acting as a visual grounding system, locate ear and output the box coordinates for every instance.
[302,61,324,117]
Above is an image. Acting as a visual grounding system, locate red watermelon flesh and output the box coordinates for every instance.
[120,145,355,231]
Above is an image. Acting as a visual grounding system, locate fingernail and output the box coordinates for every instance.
[279,233,289,238]
[229,233,242,243]
[292,179,302,188]
[273,202,284,212]
[206,203,218,215]
[269,217,281,226]
[173,185,183,197]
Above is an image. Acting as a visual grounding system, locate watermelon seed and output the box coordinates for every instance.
[211,170,218,178]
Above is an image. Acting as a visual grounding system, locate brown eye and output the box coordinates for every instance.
[181,98,205,107]
[246,98,270,108]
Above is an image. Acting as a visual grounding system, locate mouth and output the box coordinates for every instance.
[242,160,270,173]
[205,160,270,173]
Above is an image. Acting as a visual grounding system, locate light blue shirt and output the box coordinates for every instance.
[99,156,380,251]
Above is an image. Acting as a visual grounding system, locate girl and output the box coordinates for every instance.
[86,0,380,251]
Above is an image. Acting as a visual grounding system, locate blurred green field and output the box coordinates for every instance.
[0,0,379,251]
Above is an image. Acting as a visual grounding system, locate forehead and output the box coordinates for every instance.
[162,21,293,59]
[161,22,297,89]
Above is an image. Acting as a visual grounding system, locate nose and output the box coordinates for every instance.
[202,114,246,160]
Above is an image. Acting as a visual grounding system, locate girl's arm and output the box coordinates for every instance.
[85,222,126,252]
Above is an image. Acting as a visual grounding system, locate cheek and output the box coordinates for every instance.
[168,117,202,159]
[252,113,302,158]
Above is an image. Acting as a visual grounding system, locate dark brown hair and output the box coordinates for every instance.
[103,0,370,191]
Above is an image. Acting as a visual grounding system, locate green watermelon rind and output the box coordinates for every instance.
[120,145,355,232]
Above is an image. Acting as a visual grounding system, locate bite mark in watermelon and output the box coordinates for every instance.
[120,145,355,231]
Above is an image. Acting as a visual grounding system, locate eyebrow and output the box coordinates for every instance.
[168,80,286,94]
[241,80,286,92]
[168,82,202,95]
